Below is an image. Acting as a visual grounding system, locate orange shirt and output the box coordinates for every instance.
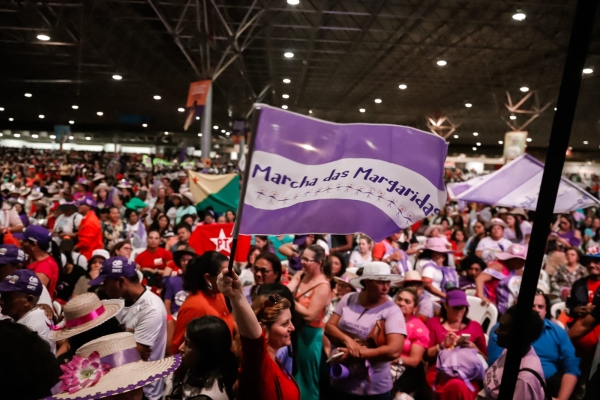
[78,212,103,259]
[171,290,236,354]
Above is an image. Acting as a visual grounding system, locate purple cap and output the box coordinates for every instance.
[77,196,97,208]
[0,245,25,265]
[88,256,137,286]
[23,225,52,248]
[0,269,43,296]
[446,290,469,308]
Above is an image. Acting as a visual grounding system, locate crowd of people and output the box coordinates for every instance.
[1,147,600,400]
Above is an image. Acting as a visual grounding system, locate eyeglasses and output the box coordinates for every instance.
[301,257,316,263]
[253,267,273,275]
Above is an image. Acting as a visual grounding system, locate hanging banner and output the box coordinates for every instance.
[184,80,211,131]
[237,105,448,242]
[503,131,528,163]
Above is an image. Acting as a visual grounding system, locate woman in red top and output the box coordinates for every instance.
[218,269,300,400]
[21,225,60,298]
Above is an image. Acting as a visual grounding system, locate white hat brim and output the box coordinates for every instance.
[349,274,404,289]
[48,299,124,341]
[48,355,181,400]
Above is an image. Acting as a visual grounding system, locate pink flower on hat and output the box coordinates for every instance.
[59,351,110,394]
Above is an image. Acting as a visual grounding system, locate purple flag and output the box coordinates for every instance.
[238,105,448,242]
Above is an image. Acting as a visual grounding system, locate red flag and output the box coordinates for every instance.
[189,223,251,262]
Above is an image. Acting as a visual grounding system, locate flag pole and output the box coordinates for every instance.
[228,105,262,272]
[497,0,597,398]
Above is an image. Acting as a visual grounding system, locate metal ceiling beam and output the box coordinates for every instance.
[147,0,202,77]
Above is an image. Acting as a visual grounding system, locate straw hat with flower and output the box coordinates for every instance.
[47,332,181,400]
[48,293,124,341]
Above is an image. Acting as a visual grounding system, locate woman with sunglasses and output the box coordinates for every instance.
[218,269,299,400]
[286,244,332,400]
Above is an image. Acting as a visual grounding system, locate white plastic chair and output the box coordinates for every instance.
[539,269,551,290]
[551,301,566,320]
[466,295,499,338]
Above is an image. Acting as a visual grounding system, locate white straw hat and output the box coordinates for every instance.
[349,261,404,289]
[48,293,124,341]
[48,332,181,400]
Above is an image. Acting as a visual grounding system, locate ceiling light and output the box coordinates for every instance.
[153,95,161,100]
[512,12,526,21]
[287,0,299,4]
[221,129,226,133]
[374,98,382,104]
[554,107,557,111]
[112,75,123,80]
[472,147,477,151]
[37,34,50,41]
[583,141,589,145]
[465,103,472,108]
[436,60,447,67]
[453,135,459,139]
[164,131,169,135]
[196,116,200,120]
[8,118,14,121]
[97,111,103,116]
[282,105,288,109]
[226,132,230,136]
[38,115,44,119]
[0,107,3,111]
[14,133,20,138]
[69,120,74,124]
[178,108,185,112]
[583,68,594,75]
[359,108,366,113]
[520,86,529,92]
[69,136,74,140]
[32,134,38,139]
[510,115,517,120]
[282,94,289,99]
[142,123,147,127]
[85,137,91,141]
[499,140,504,144]
[473,132,479,136]
[284,52,294,58]
[283,78,291,83]
[72,105,79,109]
[213,125,218,129]
[526,138,532,142]
[476,142,481,146]
[24,93,32,98]
[198,133,203,137]
[309,110,313,114]
[399,84,407,90]
[50,135,56,139]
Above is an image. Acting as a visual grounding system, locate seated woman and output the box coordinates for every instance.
[392,287,432,400]
[484,306,546,400]
[420,237,459,302]
[487,291,579,400]
[425,289,487,400]
[325,262,405,399]
[170,316,238,399]
[217,269,300,399]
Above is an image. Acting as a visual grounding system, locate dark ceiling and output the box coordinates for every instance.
[0,0,599,151]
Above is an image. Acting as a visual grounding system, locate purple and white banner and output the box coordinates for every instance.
[238,105,448,242]
[449,154,600,212]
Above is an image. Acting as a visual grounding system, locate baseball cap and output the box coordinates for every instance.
[0,245,25,265]
[89,249,110,263]
[23,225,52,248]
[88,256,137,286]
[0,269,43,296]
[77,196,97,208]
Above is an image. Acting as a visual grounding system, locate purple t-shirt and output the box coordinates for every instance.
[331,292,407,395]
[163,275,188,316]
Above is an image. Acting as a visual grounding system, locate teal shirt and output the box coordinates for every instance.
[176,205,197,225]
[269,235,294,261]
